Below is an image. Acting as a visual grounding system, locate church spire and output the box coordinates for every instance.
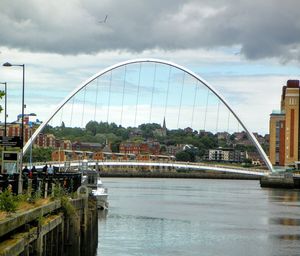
[162,117,166,130]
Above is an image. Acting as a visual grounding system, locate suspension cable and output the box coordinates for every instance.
[60,105,64,127]
[203,89,209,131]
[94,78,99,121]
[107,71,113,123]
[81,86,87,127]
[164,66,172,119]
[216,100,220,133]
[149,64,157,123]
[134,63,142,127]
[177,72,185,128]
[227,111,230,133]
[70,97,75,127]
[120,65,127,125]
[191,80,198,128]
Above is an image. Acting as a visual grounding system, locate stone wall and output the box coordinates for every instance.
[0,198,98,256]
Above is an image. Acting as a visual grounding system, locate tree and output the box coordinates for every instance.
[230,134,236,141]
[85,121,98,136]
[175,151,191,162]
[139,123,161,139]
[160,145,167,154]
[184,147,199,162]
[242,158,253,167]
[0,90,4,113]
[23,147,53,163]
[111,140,122,153]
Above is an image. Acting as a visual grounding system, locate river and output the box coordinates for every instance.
[97,178,300,256]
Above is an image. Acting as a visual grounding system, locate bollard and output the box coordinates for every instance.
[44,182,48,198]
[28,179,32,196]
[51,183,55,197]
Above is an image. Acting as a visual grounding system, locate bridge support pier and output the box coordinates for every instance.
[260,174,300,189]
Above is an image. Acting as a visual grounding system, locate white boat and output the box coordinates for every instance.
[81,167,109,210]
[91,177,109,210]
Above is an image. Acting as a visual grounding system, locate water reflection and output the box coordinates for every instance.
[274,234,300,241]
[270,217,300,226]
[267,189,300,246]
[267,189,300,202]
[98,179,300,256]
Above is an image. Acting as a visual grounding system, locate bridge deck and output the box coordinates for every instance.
[29,161,268,177]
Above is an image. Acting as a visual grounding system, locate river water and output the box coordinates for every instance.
[97,178,300,256]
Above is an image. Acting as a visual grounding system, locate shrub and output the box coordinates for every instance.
[28,190,42,204]
[0,190,18,213]
[61,196,77,217]
[52,183,66,199]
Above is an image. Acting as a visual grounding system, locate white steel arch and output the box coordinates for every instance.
[23,58,273,172]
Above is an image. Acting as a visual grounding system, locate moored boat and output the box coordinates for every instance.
[80,161,109,210]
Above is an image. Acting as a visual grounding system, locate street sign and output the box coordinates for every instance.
[0,136,22,147]
[2,151,20,174]
[3,152,18,161]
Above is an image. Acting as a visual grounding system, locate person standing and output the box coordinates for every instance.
[47,164,54,175]
[42,164,48,174]
[22,166,30,176]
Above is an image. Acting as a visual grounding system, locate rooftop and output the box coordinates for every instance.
[271,110,285,116]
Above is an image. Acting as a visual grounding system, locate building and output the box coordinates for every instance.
[216,132,230,140]
[119,142,141,155]
[184,127,193,134]
[72,141,102,152]
[166,145,181,156]
[119,141,160,155]
[154,117,167,137]
[207,148,246,163]
[269,80,300,166]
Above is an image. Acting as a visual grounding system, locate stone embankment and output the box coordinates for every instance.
[0,197,98,256]
[100,169,261,180]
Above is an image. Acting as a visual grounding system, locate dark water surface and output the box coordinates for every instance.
[97,178,300,256]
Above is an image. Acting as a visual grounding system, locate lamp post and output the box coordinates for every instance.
[0,82,7,137]
[3,63,24,147]
[3,63,25,194]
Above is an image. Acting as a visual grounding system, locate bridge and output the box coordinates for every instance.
[20,59,273,175]
[29,159,267,177]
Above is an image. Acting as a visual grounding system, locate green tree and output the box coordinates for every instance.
[0,90,4,113]
[160,145,167,154]
[86,121,98,136]
[139,123,161,138]
[23,148,53,163]
[175,151,191,162]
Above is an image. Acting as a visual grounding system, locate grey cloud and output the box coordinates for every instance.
[0,0,300,61]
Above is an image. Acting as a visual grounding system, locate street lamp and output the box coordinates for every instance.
[3,63,25,194]
[2,63,25,148]
[0,82,7,137]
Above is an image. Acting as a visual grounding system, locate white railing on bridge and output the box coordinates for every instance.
[26,160,268,177]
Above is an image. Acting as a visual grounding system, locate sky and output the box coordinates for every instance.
[0,0,299,135]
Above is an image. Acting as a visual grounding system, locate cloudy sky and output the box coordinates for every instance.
[0,0,299,134]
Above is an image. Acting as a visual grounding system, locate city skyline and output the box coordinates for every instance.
[0,1,299,134]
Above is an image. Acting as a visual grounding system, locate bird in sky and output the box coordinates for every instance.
[99,15,108,23]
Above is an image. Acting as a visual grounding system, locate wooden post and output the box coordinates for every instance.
[44,182,48,198]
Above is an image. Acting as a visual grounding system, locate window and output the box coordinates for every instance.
[289,98,297,105]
